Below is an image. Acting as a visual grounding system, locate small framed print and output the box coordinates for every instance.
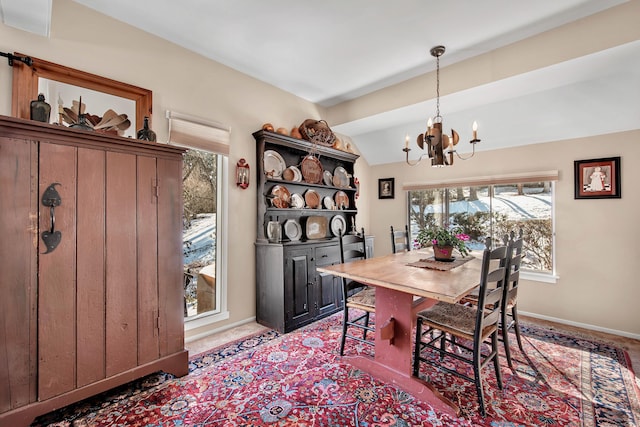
[574,157,621,199]
[378,178,395,199]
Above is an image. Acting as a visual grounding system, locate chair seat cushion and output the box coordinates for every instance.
[347,287,375,310]
[417,301,496,341]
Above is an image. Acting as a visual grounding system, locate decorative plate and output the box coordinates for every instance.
[332,166,350,188]
[284,219,302,241]
[323,196,334,210]
[264,150,286,179]
[291,165,302,182]
[330,215,347,237]
[300,155,323,184]
[323,170,333,186]
[334,190,349,209]
[304,189,320,209]
[270,184,290,208]
[305,216,327,240]
[290,193,304,209]
[283,165,302,182]
[282,166,295,181]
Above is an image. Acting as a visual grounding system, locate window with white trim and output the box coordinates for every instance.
[405,172,557,276]
[167,111,230,324]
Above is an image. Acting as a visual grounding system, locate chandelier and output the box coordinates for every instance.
[403,45,480,167]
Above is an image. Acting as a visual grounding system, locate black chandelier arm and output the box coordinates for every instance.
[0,51,33,67]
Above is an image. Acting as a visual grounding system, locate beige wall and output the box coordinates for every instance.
[1,0,637,338]
[0,0,328,338]
[368,132,640,336]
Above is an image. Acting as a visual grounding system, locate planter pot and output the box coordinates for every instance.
[433,245,454,261]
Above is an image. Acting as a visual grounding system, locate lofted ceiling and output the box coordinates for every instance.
[3,0,638,165]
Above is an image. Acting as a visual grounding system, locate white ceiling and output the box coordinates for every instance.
[4,0,639,165]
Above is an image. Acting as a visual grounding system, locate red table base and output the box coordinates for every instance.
[343,287,460,416]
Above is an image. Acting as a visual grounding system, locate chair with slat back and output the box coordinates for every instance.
[339,228,375,356]
[390,225,411,253]
[501,229,524,368]
[412,236,511,416]
[459,229,525,369]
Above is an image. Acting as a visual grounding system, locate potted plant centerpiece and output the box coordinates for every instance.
[416,225,470,261]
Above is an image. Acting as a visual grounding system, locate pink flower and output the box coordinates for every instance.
[456,233,470,241]
[431,239,438,245]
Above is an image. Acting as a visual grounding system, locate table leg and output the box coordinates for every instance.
[342,287,459,416]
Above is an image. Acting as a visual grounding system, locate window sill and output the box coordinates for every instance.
[521,270,558,284]
[184,310,230,332]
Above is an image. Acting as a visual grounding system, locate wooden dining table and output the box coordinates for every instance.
[316,249,482,416]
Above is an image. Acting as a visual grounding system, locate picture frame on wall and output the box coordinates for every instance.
[378,178,395,199]
[574,156,621,199]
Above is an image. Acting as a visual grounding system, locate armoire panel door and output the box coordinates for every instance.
[0,137,37,411]
[137,155,160,365]
[38,142,78,401]
[156,158,185,358]
[76,147,107,387]
[105,151,138,377]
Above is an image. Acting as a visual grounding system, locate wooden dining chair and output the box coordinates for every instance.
[390,225,411,253]
[412,237,510,416]
[460,229,524,369]
[339,228,376,356]
[500,229,525,368]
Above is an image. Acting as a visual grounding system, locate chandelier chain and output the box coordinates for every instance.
[435,53,440,119]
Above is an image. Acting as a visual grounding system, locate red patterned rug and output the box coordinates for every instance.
[34,313,639,426]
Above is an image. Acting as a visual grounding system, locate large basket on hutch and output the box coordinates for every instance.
[298,119,336,147]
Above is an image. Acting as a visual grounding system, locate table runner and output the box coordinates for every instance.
[407,256,473,271]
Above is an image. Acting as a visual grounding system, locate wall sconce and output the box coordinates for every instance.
[236,158,250,189]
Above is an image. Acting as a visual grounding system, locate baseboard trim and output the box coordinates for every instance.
[185,316,258,344]
[520,311,640,341]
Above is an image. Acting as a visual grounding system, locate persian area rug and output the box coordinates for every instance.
[33,313,640,427]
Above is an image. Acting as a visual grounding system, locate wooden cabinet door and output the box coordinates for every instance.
[284,247,314,329]
[0,136,37,412]
[37,142,79,400]
[314,245,341,317]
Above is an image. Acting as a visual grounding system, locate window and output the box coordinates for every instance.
[182,149,222,318]
[166,111,230,327]
[406,173,557,280]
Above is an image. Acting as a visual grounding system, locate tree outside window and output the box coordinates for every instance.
[409,182,553,273]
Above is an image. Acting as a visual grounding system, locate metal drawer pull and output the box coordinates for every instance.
[41,183,62,254]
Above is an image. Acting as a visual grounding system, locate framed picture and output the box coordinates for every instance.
[574,157,621,199]
[378,178,395,199]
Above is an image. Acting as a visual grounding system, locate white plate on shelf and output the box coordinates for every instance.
[264,150,286,179]
[330,215,347,237]
[284,219,302,241]
[290,193,304,209]
[323,170,333,186]
[323,196,334,210]
[332,166,350,188]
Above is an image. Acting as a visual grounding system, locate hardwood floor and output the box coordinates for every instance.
[185,316,640,384]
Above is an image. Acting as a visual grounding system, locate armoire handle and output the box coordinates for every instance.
[41,183,62,254]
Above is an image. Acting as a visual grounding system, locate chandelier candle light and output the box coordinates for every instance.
[403,45,480,167]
